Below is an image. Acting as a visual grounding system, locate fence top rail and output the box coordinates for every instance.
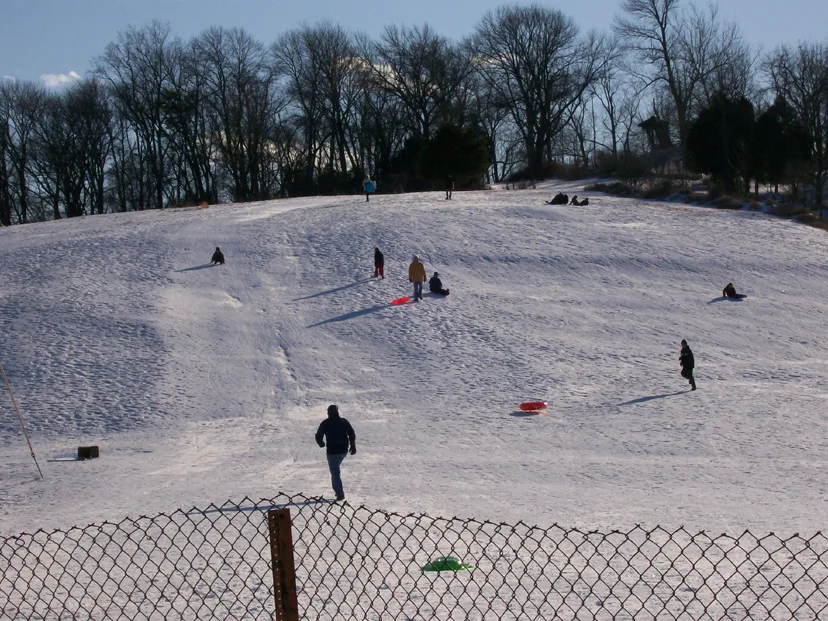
[1,492,824,545]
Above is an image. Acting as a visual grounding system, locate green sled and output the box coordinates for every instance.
[422,556,473,572]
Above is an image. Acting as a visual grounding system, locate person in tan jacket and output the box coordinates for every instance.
[408,255,427,302]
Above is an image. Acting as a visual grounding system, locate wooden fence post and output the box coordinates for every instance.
[268,508,299,621]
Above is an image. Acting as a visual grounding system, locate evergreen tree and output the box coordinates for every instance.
[418,124,489,187]
[685,94,755,193]
[752,97,812,194]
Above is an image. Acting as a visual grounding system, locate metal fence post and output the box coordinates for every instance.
[268,508,299,621]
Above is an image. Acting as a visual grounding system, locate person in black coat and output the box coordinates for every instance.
[428,272,450,296]
[723,282,737,297]
[315,405,356,501]
[211,247,225,265]
[680,339,696,390]
[445,175,454,200]
[374,246,384,279]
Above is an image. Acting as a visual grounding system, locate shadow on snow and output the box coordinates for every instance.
[307,303,390,327]
[294,278,373,301]
[176,263,218,273]
[617,391,687,406]
[708,296,744,304]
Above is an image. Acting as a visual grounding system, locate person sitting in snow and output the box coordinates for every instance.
[723,282,737,298]
[211,247,225,265]
[428,272,450,296]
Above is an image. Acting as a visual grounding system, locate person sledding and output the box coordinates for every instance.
[211,247,225,265]
[680,339,696,391]
[722,282,744,298]
[428,272,450,296]
[545,193,568,205]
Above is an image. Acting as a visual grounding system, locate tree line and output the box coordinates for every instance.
[1,0,827,225]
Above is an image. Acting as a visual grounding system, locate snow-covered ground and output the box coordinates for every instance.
[1,181,827,537]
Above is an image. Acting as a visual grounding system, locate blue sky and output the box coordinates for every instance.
[1,0,826,86]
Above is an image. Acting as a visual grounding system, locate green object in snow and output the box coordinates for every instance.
[422,556,473,572]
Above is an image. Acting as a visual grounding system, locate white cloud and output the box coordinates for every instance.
[40,71,82,88]
[1,75,16,82]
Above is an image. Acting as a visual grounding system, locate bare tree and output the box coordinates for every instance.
[766,42,828,207]
[95,21,180,210]
[0,81,48,223]
[0,86,14,225]
[25,80,112,220]
[615,0,754,144]
[471,5,603,178]
[196,26,279,202]
[683,4,756,109]
[271,26,327,191]
[614,0,692,143]
[162,41,218,205]
[467,72,519,182]
[362,24,473,139]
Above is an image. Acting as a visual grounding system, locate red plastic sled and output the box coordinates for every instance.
[519,401,547,412]
[391,296,411,305]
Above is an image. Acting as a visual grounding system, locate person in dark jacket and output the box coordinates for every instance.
[723,282,737,297]
[428,272,450,296]
[374,246,384,279]
[211,247,225,265]
[680,339,696,390]
[315,404,356,501]
[445,175,454,200]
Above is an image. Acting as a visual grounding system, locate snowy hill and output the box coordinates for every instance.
[1,182,827,535]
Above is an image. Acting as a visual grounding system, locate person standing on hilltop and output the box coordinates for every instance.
[363,176,376,202]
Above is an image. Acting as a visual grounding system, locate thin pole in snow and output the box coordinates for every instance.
[0,361,44,479]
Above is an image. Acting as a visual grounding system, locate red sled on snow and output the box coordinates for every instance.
[519,401,547,413]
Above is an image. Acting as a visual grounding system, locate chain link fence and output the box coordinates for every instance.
[2,493,826,619]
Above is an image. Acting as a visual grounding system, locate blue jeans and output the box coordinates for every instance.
[327,453,347,497]
[413,281,423,300]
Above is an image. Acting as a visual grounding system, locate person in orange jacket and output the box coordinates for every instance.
[408,255,427,302]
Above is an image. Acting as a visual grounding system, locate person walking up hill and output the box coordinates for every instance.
[680,339,696,391]
[315,405,356,501]
[374,246,384,279]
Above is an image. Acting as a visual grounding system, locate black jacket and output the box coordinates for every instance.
[211,249,224,264]
[316,413,356,455]
[680,346,695,370]
[429,275,443,293]
[374,248,384,265]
